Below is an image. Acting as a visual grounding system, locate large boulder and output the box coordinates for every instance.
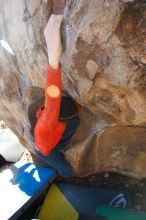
[0,0,146,177]
[65,115,146,178]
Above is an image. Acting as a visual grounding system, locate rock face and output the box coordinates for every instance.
[66,116,146,178]
[0,0,146,177]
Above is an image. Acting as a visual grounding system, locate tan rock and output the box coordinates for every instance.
[86,60,98,80]
[140,56,146,65]
[0,0,146,177]
[65,125,146,178]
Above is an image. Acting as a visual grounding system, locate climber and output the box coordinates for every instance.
[33,14,80,177]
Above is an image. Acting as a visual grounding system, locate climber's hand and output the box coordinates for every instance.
[44,14,63,69]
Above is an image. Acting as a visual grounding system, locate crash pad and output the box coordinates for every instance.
[0,160,56,220]
[78,213,108,220]
[38,184,78,220]
[96,205,146,220]
[38,183,131,219]
[56,183,131,215]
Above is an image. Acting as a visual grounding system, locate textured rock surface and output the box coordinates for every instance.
[0,0,146,177]
[65,122,146,177]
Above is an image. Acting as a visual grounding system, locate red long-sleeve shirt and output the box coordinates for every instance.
[34,64,66,156]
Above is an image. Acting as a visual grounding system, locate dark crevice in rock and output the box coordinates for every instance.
[28,96,45,136]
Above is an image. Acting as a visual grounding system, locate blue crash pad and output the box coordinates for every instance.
[56,183,131,216]
[0,160,56,220]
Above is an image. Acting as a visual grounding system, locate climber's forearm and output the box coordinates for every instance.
[44,14,63,70]
[34,14,65,156]
[43,14,63,126]
[44,64,62,128]
[49,59,59,70]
